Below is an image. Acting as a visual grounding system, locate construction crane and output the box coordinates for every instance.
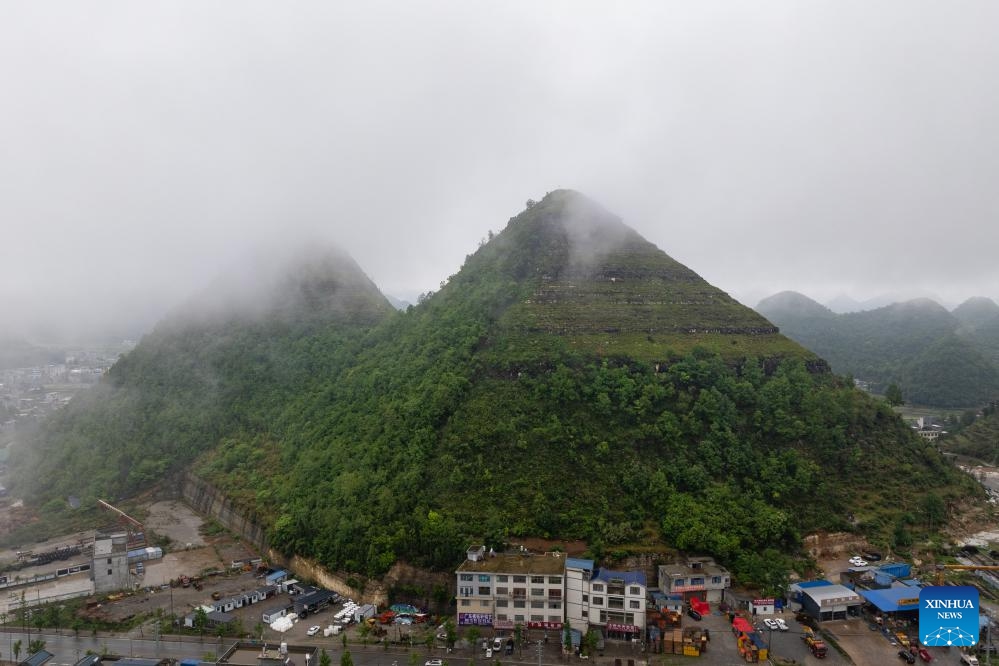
[934,564,999,586]
[97,499,147,549]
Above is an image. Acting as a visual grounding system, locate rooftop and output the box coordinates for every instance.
[592,568,647,587]
[456,552,566,575]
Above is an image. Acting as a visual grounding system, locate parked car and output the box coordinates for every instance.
[307,626,321,636]
[764,619,780,630]
[493,638,503,651]
[687,608,702,621]
[918,648,932,663]
[426,661,443,666]
[776,618,788,632]
[899,650,916,664]
[960,653,979,666]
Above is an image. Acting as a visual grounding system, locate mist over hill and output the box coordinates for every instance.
[10,192,976,589]
[758,292,999,407]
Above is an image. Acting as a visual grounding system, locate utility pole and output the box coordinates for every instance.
[536,639,544,666]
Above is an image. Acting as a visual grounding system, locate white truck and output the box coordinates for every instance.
[960,654,979,666]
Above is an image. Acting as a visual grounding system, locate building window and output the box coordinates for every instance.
[626,613,634,624]
[592,583,604,592]
[513,575,527,583]
[107,569,113,575]
[478,586,490,595]
[629,586,640,595]
[674,579,685,587]
[592,596,603,606]
[459,586,473,597]
[461,600,470,607]
[496,587,508,596]
[549,590,562,600]
[582,610,588,618]
[549,615,561,623]
[107,558,112,564]
[514,600,526,609]
[531,615,543,622]
[531,588,545,597]
[711,576,721,584]
[531,576,545,584]
[479,575,491,582]
[608,597,624,609]
[515,614,525,622]
[497,575,508,582]
[629,600,640,609]
[460,574,473,582]
[550,602,562,610]
[599,611,607,623]
[513,588,526,598]
[497,614,508,621]
[582,594,588,602]
[549,576,562,585]
[496,600,508,608]
[691,577,704,586]
[531,601,544,609]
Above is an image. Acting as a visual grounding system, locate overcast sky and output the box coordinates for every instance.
[3,1,998,342]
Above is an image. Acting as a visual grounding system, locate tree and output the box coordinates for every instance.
[514,623,523,656]
[445,618,457,647]
[28,639,46,655]
[319,649,332,666]
[581,630,599,656]
[466,626,481,651]
[885,383,904,406]
[194,607,209,639]
[340,649,354,666]
[921,492,946,529]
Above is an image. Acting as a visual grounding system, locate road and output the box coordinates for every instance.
[0,630,549,666]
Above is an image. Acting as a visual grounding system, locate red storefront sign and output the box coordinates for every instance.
[527,621,563,630]
[606,623,640,634]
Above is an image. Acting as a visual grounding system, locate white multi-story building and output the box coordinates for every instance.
[565,557,594,630]
[587,568,647,639]
[565,558,647,639]
[455,546,566,631]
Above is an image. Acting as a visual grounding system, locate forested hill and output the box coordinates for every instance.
[941,403,999,464]
[12,191,977,590]
[10,245,394,504]
[757,293,999,408]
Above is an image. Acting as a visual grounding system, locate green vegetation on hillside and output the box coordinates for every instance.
[758,293,999,408]
[941,403,999,464]
[10,191,979,593]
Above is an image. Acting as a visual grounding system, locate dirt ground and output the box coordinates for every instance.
[144,501,207,549]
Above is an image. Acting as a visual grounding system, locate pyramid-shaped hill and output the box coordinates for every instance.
[455,190,810,362]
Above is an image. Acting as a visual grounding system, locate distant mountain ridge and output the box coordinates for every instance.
[757,291,999,407]
[10,191,975,590]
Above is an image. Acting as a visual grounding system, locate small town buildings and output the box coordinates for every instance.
[455,546,566,630]
[658,557,731,603]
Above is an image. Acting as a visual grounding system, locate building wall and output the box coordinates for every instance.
[565,566,589,630]
[458,569,566,627]
[93,534,130,593]
[587,578,646,630]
